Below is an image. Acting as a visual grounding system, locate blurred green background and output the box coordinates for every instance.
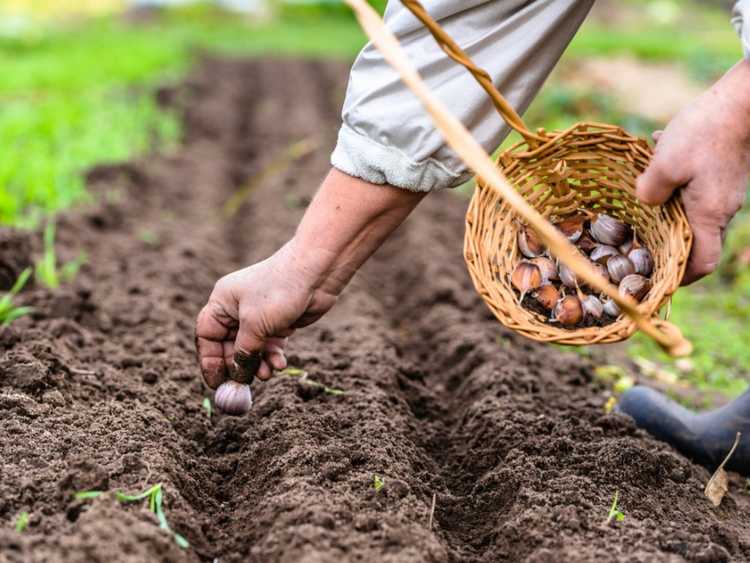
[1,0,748,402]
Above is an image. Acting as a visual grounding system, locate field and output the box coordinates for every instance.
[1,1,750,562]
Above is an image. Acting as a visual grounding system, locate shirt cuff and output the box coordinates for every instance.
[732,0,750,59]
[330,123,472,192]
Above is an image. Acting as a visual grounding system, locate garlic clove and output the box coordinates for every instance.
[558,262,578,289]
[533,284,559,311]
[628,248,654,277]
[576,233,597,254]
[590,214,632,247]
[215,380,253,416]
[591,261,611,284]
[607,254,636,284]
[619,274,651,302]
[553,295,583,326]
[511,261,543,298]
[603,298,621,317]
[555,215,586,243]
[580,293,604,320]
[590,244,620,265]
[530,256,558,283]
[517,226,545,258]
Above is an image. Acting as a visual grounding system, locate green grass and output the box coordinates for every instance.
[0,268,33,326]
[0,10,367,226]
[1,1,738,226]
[75,483,188,549]
[627,207,750,398]
[34,221,86,289]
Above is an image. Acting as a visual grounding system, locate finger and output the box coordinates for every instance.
[681,222,723,285]
[234,349,263,383]
[636,156,688,206]
[256,360,273,381]
[197,338,226,389]
[196,303,235,389]
[265,340,288,371]
[651,130,663,142]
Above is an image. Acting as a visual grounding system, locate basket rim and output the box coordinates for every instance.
[463,124,693,346]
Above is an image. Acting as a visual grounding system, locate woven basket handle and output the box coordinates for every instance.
[344,0,692,357]
[400,0,544,145]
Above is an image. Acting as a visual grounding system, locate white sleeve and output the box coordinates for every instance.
[732,0,750,59]
[331,0,594,192]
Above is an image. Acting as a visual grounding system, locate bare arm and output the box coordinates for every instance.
[195,168,424,387]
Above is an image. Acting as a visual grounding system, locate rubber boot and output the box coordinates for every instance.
[618,385,750,475]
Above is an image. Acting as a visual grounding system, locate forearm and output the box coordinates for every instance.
[289,168,425,296]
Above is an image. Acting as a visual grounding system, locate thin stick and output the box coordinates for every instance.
[428,492,436,530]
[343,0,691,357]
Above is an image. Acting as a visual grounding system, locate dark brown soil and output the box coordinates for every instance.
[1,57,749,563]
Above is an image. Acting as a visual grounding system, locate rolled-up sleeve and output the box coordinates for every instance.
[331,0,594,192]
[732,1,750,58]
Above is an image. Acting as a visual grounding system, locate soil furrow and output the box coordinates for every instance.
[1,57,750,563]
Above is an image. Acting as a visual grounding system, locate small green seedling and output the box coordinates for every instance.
[605,489,625,525]
[0,268,33,327]
[14,511,29,533]
[35,221,87,289]
[202,397,213,419]
[280,367,346,396]
[137,229,160,246]
[75,484,189,549]
[373,474,385,493]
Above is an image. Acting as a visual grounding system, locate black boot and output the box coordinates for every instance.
[617,385,750,475]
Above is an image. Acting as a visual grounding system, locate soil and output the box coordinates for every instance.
[1,57,749,563]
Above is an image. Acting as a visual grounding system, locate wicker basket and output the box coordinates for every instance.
[347,0,694,356]
[465,125,692,345]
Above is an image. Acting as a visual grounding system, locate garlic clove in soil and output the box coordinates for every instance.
[517,226,545,258]
[619,274,651,302]
[590,214,632,247]
[606,255,636,284]
[214,380,253,416]
[530,257,558,283]
[628,248,654,277]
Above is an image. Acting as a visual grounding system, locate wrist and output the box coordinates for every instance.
[715,59,750,142]
[289,168,424,294]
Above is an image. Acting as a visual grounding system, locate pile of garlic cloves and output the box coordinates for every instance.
[512,213,654,328]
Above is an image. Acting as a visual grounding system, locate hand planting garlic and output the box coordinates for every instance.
[512,213,655,329]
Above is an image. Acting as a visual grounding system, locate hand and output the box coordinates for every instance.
[636,61,750,285]
[195,168,424,389]
[195,241,339,388]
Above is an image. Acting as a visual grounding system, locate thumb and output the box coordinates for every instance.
[635,137,690,205]
[233,322,265,382]
[682,220,723,285]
